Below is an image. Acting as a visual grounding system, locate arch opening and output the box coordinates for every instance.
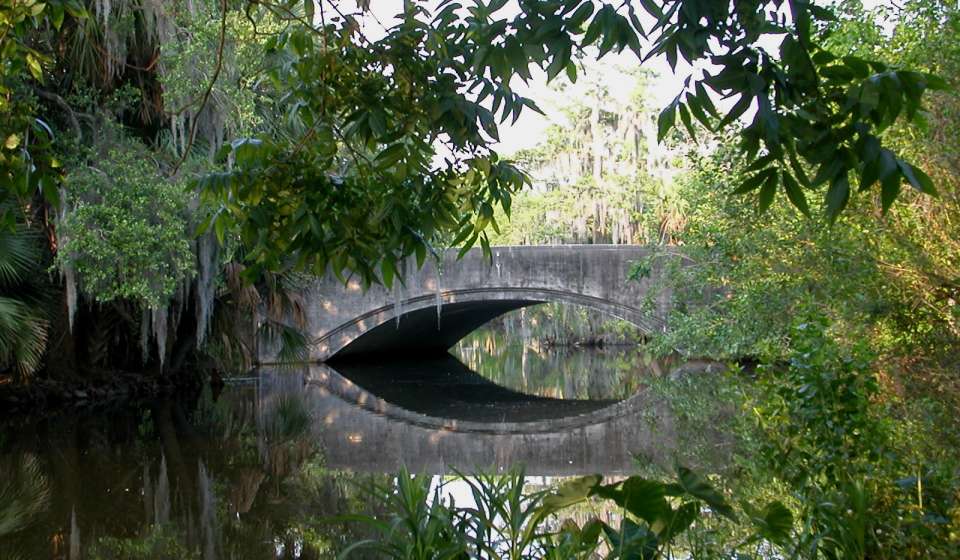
[328,299,541,360]
[322,288,659,362]
[452,302,652,402]
[321,297,669,422]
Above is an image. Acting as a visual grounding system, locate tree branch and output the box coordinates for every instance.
[172,0,228,174]
[34,89,89,140]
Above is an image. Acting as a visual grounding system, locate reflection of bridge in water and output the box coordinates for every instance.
[262,245,680,362]
[258,361,732,476]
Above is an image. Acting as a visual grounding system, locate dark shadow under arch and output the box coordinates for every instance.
[325,354,618,423]
[330,299,535,359]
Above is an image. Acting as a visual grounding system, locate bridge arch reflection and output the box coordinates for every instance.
[258,359,731,475]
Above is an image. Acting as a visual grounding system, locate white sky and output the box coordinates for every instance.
[353,0,891,155]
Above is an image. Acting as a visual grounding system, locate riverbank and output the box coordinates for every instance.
[0,371,208,426]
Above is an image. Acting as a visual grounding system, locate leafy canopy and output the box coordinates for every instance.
[196,0,946,284]
[58,142,195,309]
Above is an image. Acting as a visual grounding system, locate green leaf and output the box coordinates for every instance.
[685,94,712,129]
[457,232,478,259]
[842,56,870,79]
[782,172,811,217]
[601,519,658,560]
[375,144,406,168]
[751,501,793,546]
[695,82,719,118]
[896,159,937,196]
[63,0,88,18]
[864,148,898,192]
[826,174,850,223]
[579,519,603,547]
[717,92,753,130]
[566,2,595,29]
[26,54,43,81]
[857,134,881,165]
[414,242,426,268]
[546,42,571,81]
[380,258,395,288]
[542,475,602,511]
[638,0,663,19]
[479,232,492,260]
[581,7,609,46]
[745,152,777,174]
[881,171,901,214]
[758,172,778,214]
[676,467,737,521]
[807,5,837,21]
[657,102,677,143]
[214,213,226,244]
[49,3,65,29]
[304,0,315,23]
[677,103,697,140]
[924,73,949,90]
[812,158,844,187]
[655,501,699,541]
[594,477,671,525]
[733,169,775,195]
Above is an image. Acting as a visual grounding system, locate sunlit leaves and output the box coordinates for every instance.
[530,466,792,557]
[59,142,195,308]
[200,0,947,286]
[0,0,87,227]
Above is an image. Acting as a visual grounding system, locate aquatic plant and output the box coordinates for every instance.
[339,467,792,560]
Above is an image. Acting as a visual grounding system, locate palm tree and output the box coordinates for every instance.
[0,224,49,381]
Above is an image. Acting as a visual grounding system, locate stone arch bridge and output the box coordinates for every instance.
[264,245,676,363]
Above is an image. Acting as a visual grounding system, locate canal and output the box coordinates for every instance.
[0,305,733,559]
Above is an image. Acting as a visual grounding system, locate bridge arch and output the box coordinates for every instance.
[323,286,662,360]
[261,245,677,363]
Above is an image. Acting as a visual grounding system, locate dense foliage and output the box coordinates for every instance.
[58,139,194,309]
[344,466,792,560]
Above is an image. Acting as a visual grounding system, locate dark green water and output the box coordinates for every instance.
[0,309,731,559]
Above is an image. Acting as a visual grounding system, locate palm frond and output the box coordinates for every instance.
[0,227,38,286]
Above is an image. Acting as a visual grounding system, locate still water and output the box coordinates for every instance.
[0,310,731,559]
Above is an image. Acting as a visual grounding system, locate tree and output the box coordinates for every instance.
[196,0,948,286]
[487,65,675,245]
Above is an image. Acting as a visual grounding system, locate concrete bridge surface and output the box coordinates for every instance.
[266,245,674,363]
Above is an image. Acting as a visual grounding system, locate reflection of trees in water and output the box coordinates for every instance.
[0,454,51,560]
[451,303,674,400]
[0,383,383,559]
[454,308,662,400]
